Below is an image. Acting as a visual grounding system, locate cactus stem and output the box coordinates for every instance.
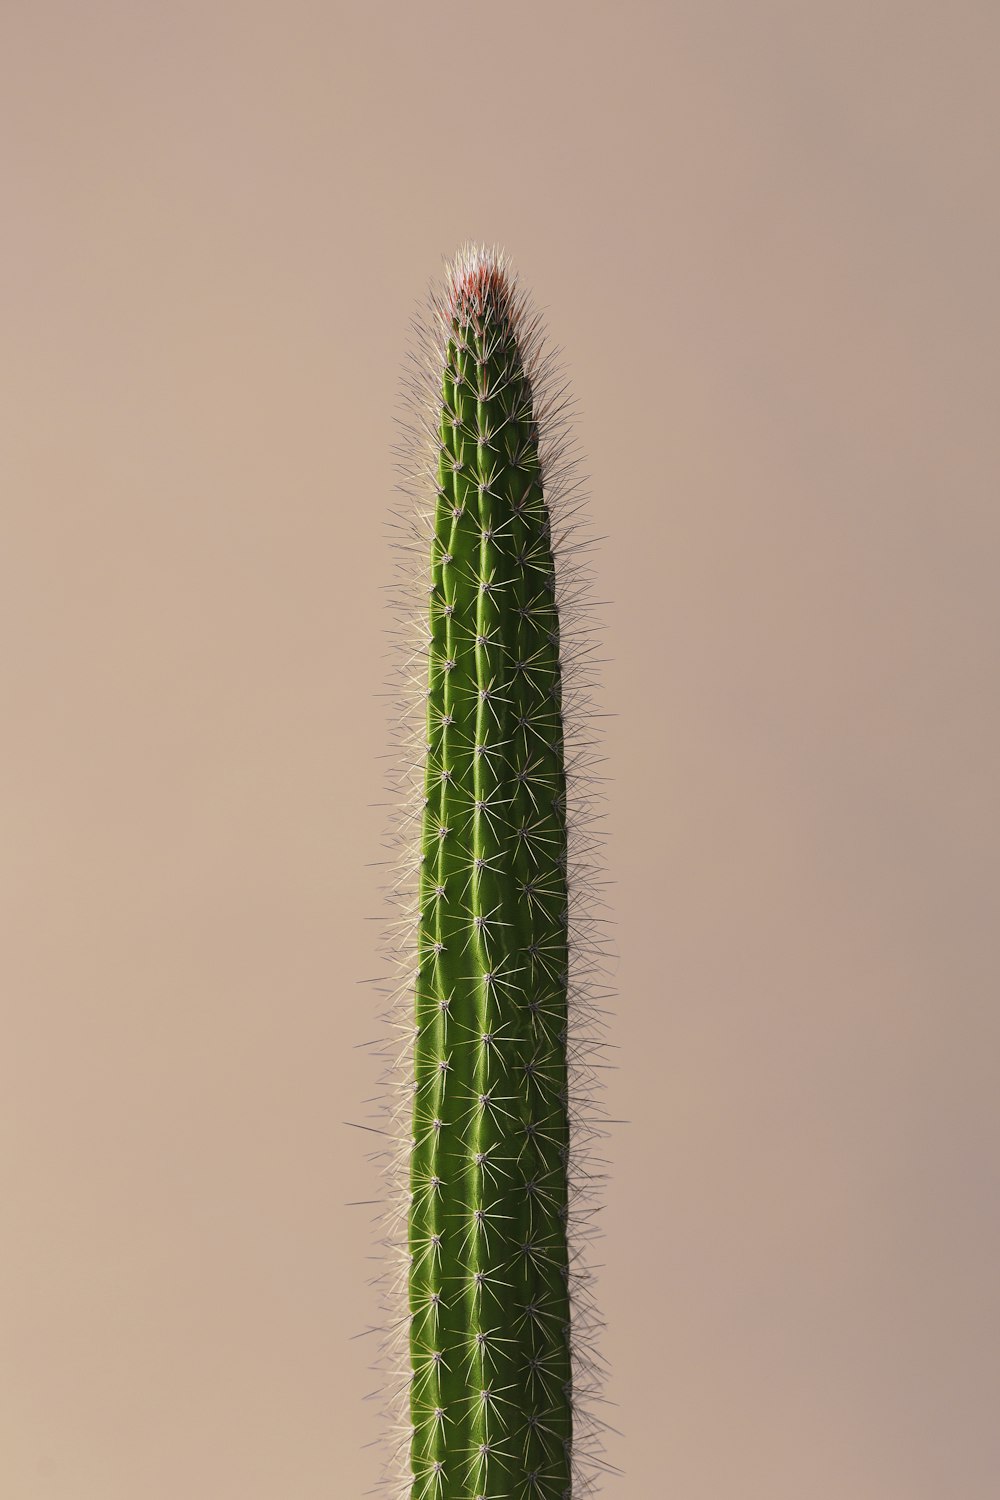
[366,243,617,1500]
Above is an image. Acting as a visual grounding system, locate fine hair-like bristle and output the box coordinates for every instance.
[358,242,618,1499]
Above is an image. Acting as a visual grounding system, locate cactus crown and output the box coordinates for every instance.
[366,244,614,1500]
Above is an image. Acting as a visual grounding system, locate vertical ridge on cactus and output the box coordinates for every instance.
[366,244,615,1500]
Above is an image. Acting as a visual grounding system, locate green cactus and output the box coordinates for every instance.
[370,245,611,1500]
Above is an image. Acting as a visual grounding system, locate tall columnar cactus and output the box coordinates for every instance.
[370,245,612,1500]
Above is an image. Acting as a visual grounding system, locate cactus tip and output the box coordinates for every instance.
[445,241,512,324]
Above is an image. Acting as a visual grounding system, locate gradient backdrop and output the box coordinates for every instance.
[3,3,999,1497]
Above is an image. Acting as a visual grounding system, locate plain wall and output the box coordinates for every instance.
[3,3,998,1496]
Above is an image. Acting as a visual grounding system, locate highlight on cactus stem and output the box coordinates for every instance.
[363,243,615,1500]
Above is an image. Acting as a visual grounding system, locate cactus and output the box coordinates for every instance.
[368,245,612,1500]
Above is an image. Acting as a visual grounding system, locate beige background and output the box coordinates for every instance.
[3,2,999,1496]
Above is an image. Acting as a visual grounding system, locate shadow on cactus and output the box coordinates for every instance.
[365,244,615,1500]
